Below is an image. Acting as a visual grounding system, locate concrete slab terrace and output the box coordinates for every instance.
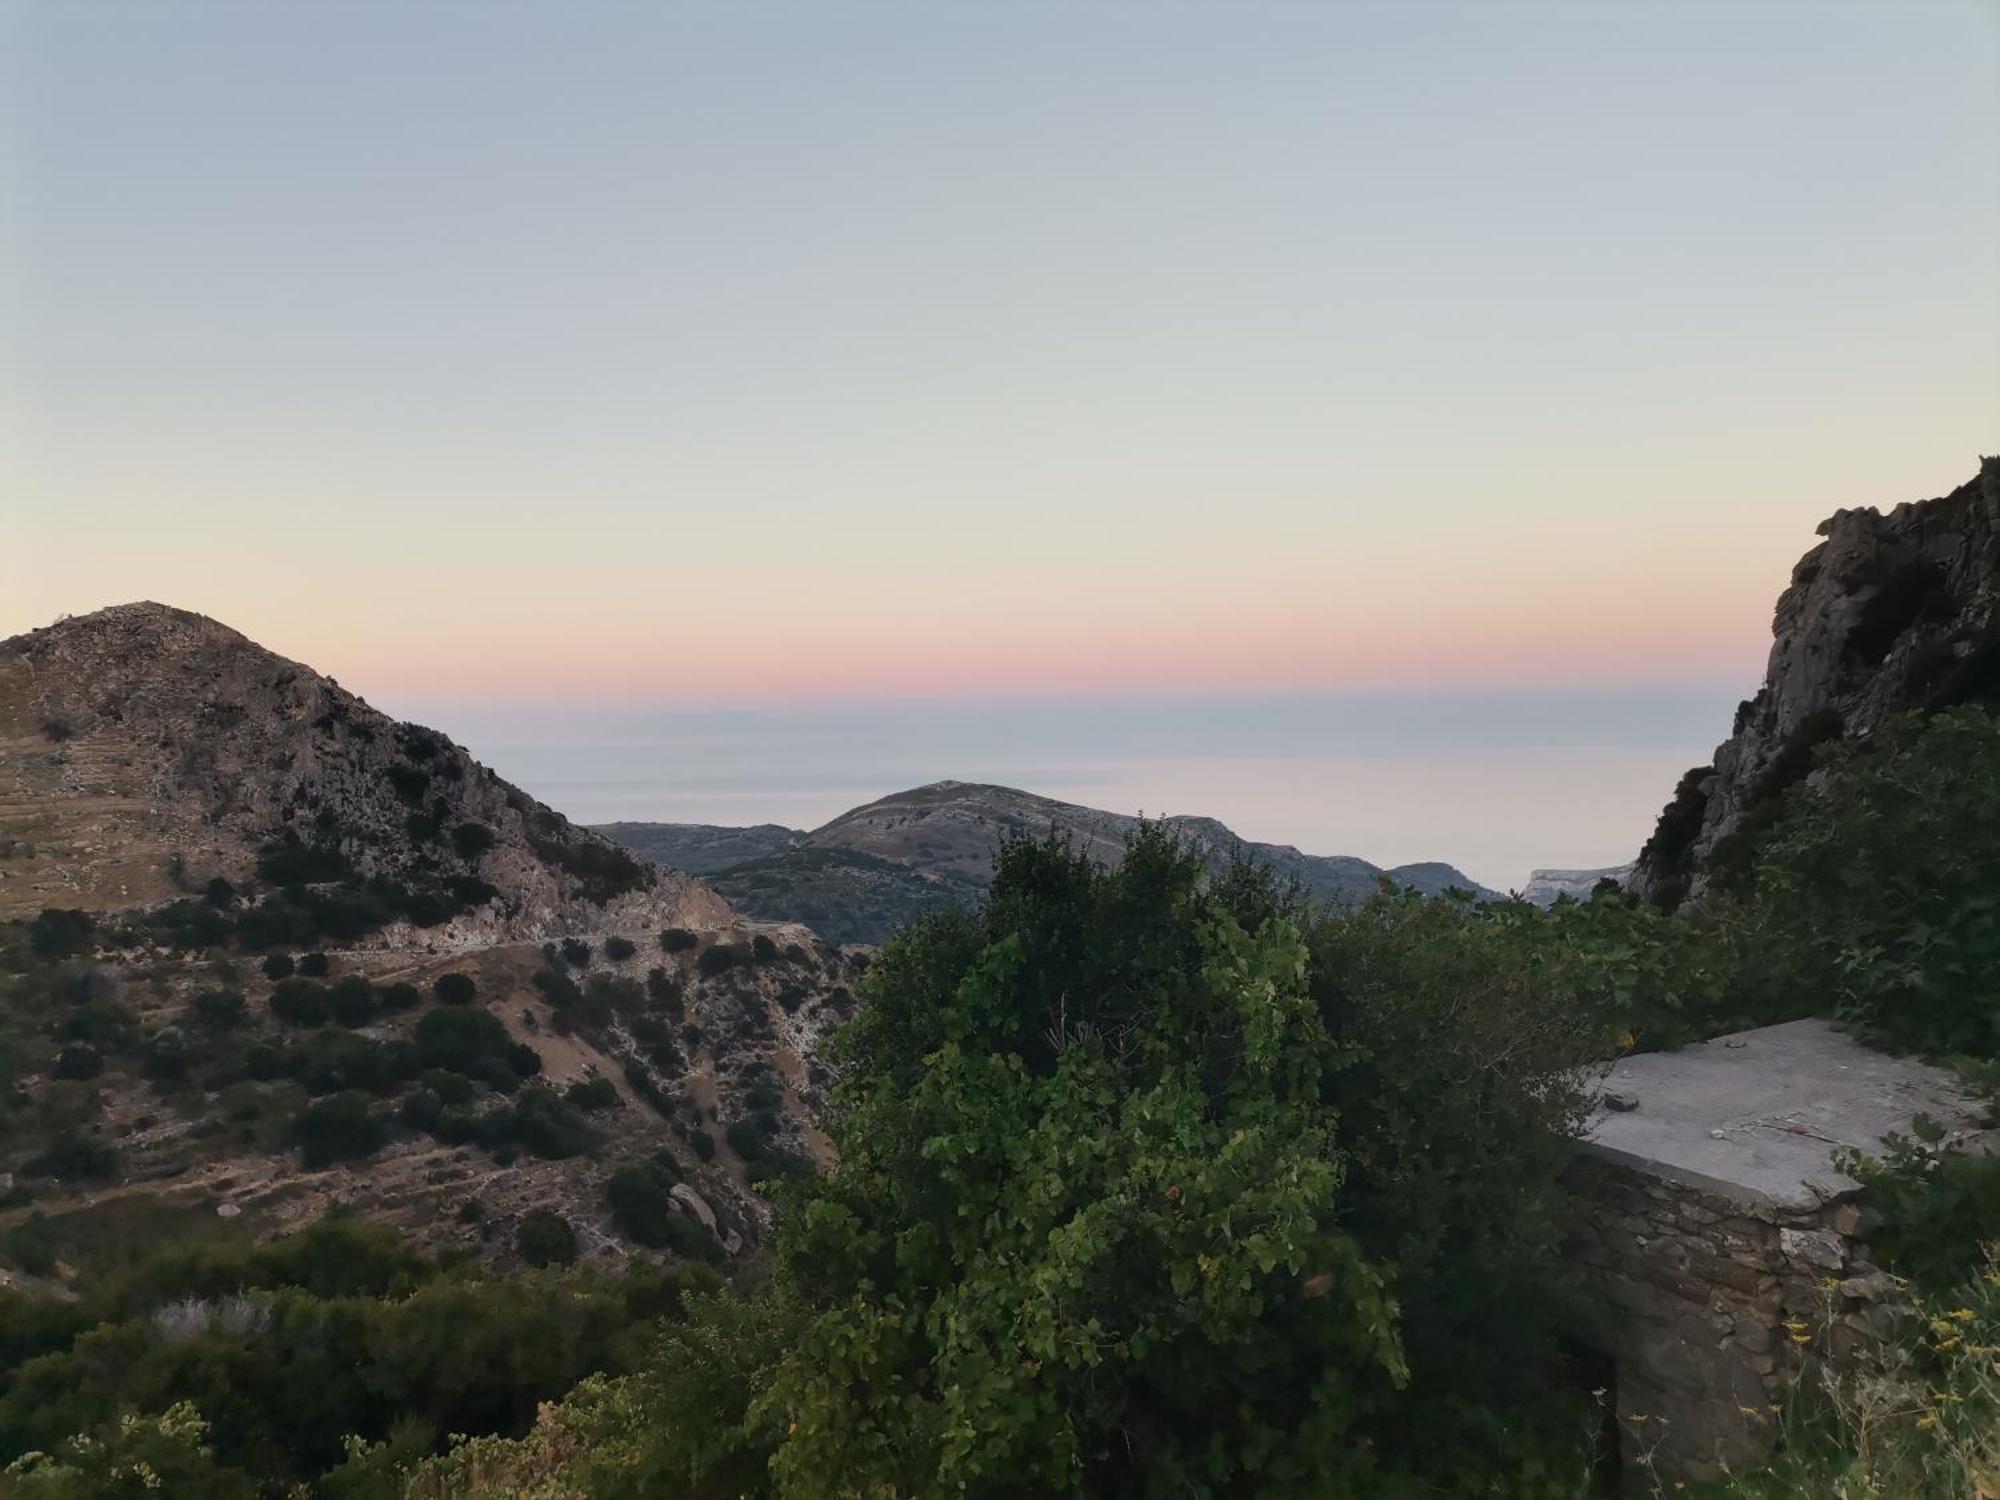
[1582,1018,1991,1212]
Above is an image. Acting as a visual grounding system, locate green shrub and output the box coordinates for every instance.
[516,1209,579,1268]
[1715,707,2000,1057]
[378,981,421,1013]
[697,942,751,977]
[268,978,331,1028]
[414,1006,514,1072]
[50,1044,103,1081]
[433,971,478,1005]
[644,967,683,1013]
[604,936,636,962]
[260,953,295,981]
[451,821,497,859]
[659,928,699,953]
[565,1076,621,1112]
[561,938,592,968]
[1838,1116,2000,1292]
[297,952,331,977]
[295,1091,386,1167]
[192,988,250,1030]
[400,1087,444,1132]
[751,934,779,962]
[421,1068,476,1105]
[23,1130,119,1182]
[328,975,378,1027]
[28,909,94,959]
[604,1163,681,1247]
[753,829,1600,1495]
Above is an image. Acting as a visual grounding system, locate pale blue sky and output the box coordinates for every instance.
[4,2,1995,881]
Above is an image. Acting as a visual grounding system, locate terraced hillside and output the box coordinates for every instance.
[0,604,856,1283]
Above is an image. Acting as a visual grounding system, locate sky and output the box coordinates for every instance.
[3,2,1996,887]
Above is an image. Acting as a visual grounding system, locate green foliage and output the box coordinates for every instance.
[28,910,94,960]
[1706,1246,2000,1500]
[23,1131,118,1183]
[516,1210,579,1268]
[564,1076,620,1112]
[603,1163,680,1248]
[268,977,332,1027]
[450,822,496,860]
[49,1044,102,1081]
[2,1400,256,1499]
[1838,1117,2000,1293]
[659,928,699,953]
[1715,707,2000,1057]
[697,941,752,977]
[762,831,1410,1497]
[260,953,294,980]
[603,936,636,962]
[379,981,421,1014]
[414,1007,517,1074]
[528,831,651,906]
[433,971,477,1006]
[750,933,779,962]
[295,1090,387,1167]
[0,1218,714,1493]
[329,974,379,1027]
[191,988,250,1030]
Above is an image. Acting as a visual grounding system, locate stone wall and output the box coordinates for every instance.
[1566,1155,1901,1487]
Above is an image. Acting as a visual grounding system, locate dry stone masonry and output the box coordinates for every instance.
[1567,1019,1989,1486]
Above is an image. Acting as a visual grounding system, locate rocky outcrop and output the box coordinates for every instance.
[1632,459,2000,907]
[1521,866,1635,907]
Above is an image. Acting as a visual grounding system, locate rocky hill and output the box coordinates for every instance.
[0,603,729,939]
[1632,459,2000,907]
[599,781,1492,945]
[0,604,855,1280]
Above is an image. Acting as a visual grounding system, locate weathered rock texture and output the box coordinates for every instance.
[1631,458,2000,907]
[1569,1018,1989,1486]
[1568,1159,1898,1486]
[0,602,729,939]
[1521,865,1635,907]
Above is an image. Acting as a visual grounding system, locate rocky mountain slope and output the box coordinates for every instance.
[0,603,729,938]
[599,781,1492,945]
[1632,458,2000,907]
[0,604,854,1279]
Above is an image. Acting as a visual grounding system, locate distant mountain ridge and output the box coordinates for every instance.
[599,780,1492,944]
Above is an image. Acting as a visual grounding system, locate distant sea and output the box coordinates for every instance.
[394,689,1738,895]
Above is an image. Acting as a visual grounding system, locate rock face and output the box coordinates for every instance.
[1631,459,2000,907]
[599,781,1493,945]
[0,602,730,939]
[1520,866,1635,908]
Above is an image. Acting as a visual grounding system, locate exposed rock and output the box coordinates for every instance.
[1632,459,2000,906]
[1520,865,1635,907]
[0,602,729,938]
[669,1182,718,1233]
